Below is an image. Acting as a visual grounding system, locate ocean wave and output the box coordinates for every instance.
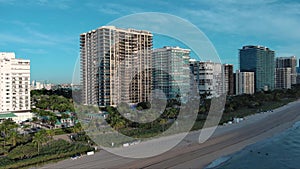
[205,156,231,169]
[210,120,300,169]
[292,121,300,129]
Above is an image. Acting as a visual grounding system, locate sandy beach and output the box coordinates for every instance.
[42,99,300,169]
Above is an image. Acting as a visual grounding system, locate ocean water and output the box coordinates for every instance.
[207,121,300,169]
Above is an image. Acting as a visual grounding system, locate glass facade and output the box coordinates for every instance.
[152,46,190,100]
[239,45,275,92]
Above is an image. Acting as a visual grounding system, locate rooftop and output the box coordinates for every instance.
[241,45,273,51]
[0,112,17,119]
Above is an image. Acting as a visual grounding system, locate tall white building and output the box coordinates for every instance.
[0,52,32,122]
[190,60,225,97]
[235,70,255,95]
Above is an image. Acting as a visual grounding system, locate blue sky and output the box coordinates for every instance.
[0,0,300,84]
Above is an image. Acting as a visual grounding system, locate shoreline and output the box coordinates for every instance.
[42,99,300,169]
[177,99,300,169]
[205,104,300,168]
[206,120,300,169]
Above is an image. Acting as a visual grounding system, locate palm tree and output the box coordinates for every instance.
[48,116,57,126]
[0,119,18,148]
[72,122,83,134]
[114,120,125,131]
[9,131,19,147]
[32,130,47,154]
[46,130,55,140]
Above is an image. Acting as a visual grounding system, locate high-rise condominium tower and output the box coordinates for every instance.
[223,64,234,95]
[0,52,30,113]
[80,26,153,107]
[152,46,190,100]
[297,58,300,74]
[276,56,297,85]
[239,45,275,92]
[275,68,291,89]
[190,60,225,97]
[235,70,255,95]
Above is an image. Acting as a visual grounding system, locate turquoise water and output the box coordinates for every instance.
[207,121,300,169]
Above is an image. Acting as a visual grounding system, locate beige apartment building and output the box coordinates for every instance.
[190,60,225,97]
[275,68,291,89]
[276,56,297,86]
[235,70,255,95]
[80,26,153,107]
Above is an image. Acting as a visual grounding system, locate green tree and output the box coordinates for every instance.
[0,119,18,148]
[46,130,55,140]
[8,131,20,147]
[159,119,167,132]
[61,113,70,119]
[72,123,83,134]
[136,101,151,110]
[114,120,126,131]
[32,130,47,154]
[48,116,57,126]
[32,117,38,122]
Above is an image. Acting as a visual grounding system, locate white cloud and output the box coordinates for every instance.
[274,44,300,57]
[179,1,300,42]
[0,0,71,10]
[0,33,28,44]
[86,2,143,15]
[0,20,76,47]
[0,0,16,5]
[19,48,47,55]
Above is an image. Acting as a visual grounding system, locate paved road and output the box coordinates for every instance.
[42,101,300,169]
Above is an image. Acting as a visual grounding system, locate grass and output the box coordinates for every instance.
[219,98,296,126]
[0,140,94,169]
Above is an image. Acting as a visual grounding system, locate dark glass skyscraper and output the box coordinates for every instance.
[239,45,275,92]
[298,59,300,74]
[224,64,234,95]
